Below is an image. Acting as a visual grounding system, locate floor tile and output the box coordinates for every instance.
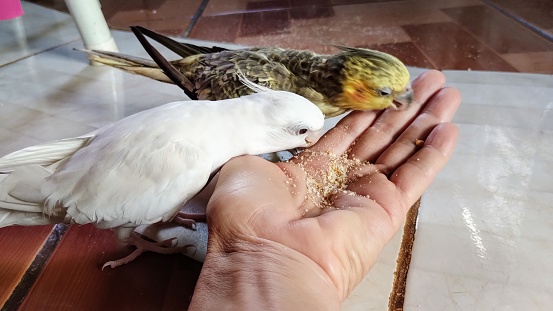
[0,126,43,156]
[447,74,553,108]
[442,5,553,54]
[402,70,553,310]
[18,224,201,311]
[362,42,435,69]
[289,0,334,19]
[100,0,200,35]
[240,2,290,37]
[486,0,553,38]
[0,103,96,143]
[331,0,405,5]
[234,23,409,53]
[202,0,252,16]
[232,1,424,51]
[194,1,453,50]
[0,226,54,307]
[188,14,242,43]
[0,2,80,66]
[403,255,553,310]
[403,22,518,71]
[331,2,452,28]
[443,69,553,87]
[453,104,550,129]
[501,51,553,74]
[0,31,186,136]
[26,0,68,13]
[102,0,200,21]
[335,0,483,8]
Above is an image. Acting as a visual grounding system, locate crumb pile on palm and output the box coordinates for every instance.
[292,150,374,210]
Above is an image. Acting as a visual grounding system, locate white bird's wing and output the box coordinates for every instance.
[0,134,96,173]
[44,132,213,229]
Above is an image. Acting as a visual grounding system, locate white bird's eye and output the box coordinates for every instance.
[378,87,392,97]
[297,128,308,135]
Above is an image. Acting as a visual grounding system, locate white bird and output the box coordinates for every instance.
[0,89,324,268]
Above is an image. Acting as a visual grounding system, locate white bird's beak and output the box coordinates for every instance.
[305,130,322,146]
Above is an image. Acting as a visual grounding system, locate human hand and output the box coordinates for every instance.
[189,70,460,310]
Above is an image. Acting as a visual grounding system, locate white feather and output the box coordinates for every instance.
[0,134,95,173]
[236,69,272,93]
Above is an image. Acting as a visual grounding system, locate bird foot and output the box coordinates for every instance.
[173,211,206,230]
[102,232,195,270]
[288,147,304,156]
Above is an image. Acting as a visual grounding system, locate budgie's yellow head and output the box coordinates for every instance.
[335,47,413,111]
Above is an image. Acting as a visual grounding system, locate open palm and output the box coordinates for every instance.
[204,70,460,302]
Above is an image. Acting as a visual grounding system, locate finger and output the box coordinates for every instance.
[345,122,458,225]
[391,122,458,206]
[307,110,380,155]
[349,70,446,162]
[375,87,461,175]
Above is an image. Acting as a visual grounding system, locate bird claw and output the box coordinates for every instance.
[102,246,146,270]
[101,233,194,270]
[174,211,206,230]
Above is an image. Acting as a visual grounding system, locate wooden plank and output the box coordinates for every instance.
[19,224,202,311]
[0,225,54,307]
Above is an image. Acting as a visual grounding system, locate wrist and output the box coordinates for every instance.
[189,237,340,310]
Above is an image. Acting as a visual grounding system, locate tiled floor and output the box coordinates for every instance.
[29,0,553,73]
[1,1,552,310]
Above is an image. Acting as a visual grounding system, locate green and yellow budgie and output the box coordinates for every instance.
[87,26,413,118]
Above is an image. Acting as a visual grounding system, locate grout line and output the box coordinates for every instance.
[0,39,81,69]
[1,224,69,311]
[388,198,420,311]
[482,0,553,43]
[407,40,440,71]
[182,0,210,38]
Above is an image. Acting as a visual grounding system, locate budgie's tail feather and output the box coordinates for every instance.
[132,26,229,57]
[79,49,173,84]
[0,165,62,228]
[129,26,198,99]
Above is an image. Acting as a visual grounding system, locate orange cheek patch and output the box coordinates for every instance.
[349,91,366,103]
[344,82,368,103]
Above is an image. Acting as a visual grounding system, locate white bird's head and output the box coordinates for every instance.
[236,73,324,153]
[245,90,325,153]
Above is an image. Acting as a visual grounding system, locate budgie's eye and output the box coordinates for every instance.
[378,87,392,97]
[298,128,308,135]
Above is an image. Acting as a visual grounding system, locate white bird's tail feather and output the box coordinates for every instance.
[0,137,84,227]
[0,165,63,227]
[0,135,94,173]
[0,135,92,227]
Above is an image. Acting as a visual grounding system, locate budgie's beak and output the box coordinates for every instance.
[392,85,414,110]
